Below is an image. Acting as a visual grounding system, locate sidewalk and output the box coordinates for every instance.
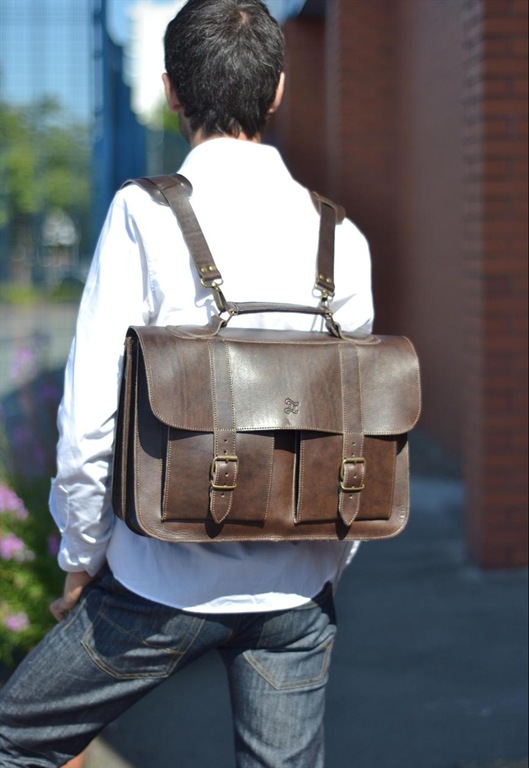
[83,440,528,768]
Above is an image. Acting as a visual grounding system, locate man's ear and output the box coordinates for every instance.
[269,72,285,115]
[162,73,181,112]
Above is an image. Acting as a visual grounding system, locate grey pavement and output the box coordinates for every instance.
[83,438,528,768]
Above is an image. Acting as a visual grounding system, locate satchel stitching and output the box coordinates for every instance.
[125,529,401,542]
[388,440,397,519]
[225,341,237,445]
[338,345,365,525]
[118,346,133,516]
[338,347,347,521]
[134,350,162,533]
[296,432,305,523]
[209,341,237,523]
[134,393,163,535]
[217,340,237,521]
[161,425,172,522]
[262,433,274,524]
[209,340,221,522]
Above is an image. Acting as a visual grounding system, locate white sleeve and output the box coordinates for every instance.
[331,218,374,336]
[49,189,152,575]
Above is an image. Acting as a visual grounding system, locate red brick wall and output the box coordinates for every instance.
[272,18,326,194]
[325,0,398,330]
[462,0,528,567]
[275,0,528,567]
[394,0,466,453]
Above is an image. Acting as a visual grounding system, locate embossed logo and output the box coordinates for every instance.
[284,398,300,415]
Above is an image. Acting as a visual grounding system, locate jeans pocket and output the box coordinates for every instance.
[81,583,204,680]
[243,586,337,693]
[243,630,335,692]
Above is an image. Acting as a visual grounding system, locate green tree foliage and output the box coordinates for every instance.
[0,102,38,224]
[0,97,91,277]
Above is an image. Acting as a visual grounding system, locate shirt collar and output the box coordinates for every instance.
[178,137,292,191]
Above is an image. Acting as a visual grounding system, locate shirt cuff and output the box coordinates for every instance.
[57,535,108,577]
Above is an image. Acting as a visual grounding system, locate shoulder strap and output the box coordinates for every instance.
[310,191,345,301]
[122,173,346,306]
[123,174,223,288]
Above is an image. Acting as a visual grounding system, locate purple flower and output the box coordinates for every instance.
[0,533,34,562]
[40,383,60,403]
[47,534,60,557]
[3,612,30,633]
[12,425,31,449]
[10,347,36,382]
[0,485,29,519]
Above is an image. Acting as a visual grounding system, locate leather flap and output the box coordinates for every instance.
[129,327,421,436]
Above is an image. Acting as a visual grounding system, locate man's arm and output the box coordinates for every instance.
[332,218,374,335]
[49,189,152,609]
[49,571,95,621]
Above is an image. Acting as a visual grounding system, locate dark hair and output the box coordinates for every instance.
[164,0,285,139]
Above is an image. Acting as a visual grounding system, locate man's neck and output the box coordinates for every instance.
[190,130,261,148]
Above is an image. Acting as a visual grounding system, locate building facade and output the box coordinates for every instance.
[273,0,528,567]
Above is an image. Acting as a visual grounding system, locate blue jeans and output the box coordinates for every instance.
[0,567,337,767]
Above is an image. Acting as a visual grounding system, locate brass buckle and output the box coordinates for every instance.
[210,455,239,491]
[340,457,365,492]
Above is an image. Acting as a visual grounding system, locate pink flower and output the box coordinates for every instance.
[0,533,34,562]
[0,485,28,519]
[3,612,30,633]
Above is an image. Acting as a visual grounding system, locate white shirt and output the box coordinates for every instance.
[49,138,373,613]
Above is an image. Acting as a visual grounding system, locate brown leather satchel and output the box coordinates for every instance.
[112,174,421,543]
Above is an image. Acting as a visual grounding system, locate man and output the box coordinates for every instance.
[0,1,373,766]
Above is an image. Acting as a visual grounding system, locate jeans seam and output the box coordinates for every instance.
[59,592,89,632]
[81,635,178,681]
[97,611,183,656]
[0,732,55,764]
[221,614,243,647]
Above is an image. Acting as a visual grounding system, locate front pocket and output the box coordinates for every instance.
[162,430,275,524]
[296,432,343,523]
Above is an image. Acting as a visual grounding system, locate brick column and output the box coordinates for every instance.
[273,18,326,193]
[325,0,398,330]
[462,0,528,567]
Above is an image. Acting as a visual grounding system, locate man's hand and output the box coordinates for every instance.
[49,571,94,622]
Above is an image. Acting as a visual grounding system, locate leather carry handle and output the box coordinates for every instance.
[223,301,343,337]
